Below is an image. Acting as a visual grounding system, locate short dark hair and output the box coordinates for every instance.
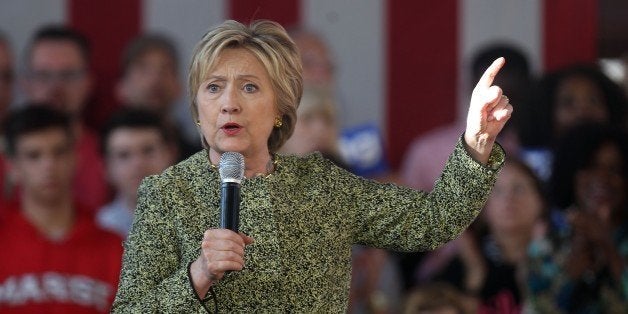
[120,33,178,77]
[27,25,91,66]
[471,43,530,84]
[3,104,73,157]
[100,108,171,156]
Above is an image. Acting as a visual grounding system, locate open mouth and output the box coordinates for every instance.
[221,122,242,135]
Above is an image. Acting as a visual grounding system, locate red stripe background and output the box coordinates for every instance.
[543,0,598,71]
[229,0,300,28]
[386,1,459,169]
[69,0,141,130]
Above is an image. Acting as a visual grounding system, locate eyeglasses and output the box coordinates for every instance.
[28,69,86,84]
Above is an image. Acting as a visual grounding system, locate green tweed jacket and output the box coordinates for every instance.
[112,137,504,313]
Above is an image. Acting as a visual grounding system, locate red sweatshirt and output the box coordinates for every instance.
[0,202,123,313]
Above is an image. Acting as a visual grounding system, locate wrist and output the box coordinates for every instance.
[189,258,213,298]
[463,132,494,164]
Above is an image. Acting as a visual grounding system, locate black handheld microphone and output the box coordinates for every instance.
[219,152,244,232]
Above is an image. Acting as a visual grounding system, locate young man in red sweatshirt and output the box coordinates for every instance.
[0,105,123,313]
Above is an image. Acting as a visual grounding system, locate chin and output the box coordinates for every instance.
[214,142,249,154]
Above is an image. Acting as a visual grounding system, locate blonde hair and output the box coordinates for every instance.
[188,19,303,152]
[298,86,336,123]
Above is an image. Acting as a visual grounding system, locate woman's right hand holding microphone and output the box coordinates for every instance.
[189,229,254,298]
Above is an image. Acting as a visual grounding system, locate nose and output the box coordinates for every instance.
[129,152,145,168]
[220,86,241,114]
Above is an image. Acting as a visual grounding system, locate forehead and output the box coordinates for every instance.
[206,48,268,76]
[133,48,176,67]
[108,127,163,146]
[16,128,70,151]
[293,34,327,54]
[558,75,601,95]
[30,40,86,67]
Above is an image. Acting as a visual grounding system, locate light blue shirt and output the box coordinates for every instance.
[97,195,134,238]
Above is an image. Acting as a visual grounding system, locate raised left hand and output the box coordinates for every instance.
[464,57,513,164]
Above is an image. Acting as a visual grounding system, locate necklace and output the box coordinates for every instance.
[208,151,279,178]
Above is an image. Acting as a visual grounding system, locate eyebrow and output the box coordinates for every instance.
[205,74,261,81]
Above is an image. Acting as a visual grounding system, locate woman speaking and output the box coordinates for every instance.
[112,19,512,313]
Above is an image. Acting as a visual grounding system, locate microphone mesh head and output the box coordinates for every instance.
[219,152,245,183]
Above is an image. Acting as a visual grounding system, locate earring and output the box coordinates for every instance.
[274,117,283,128]
[196,121,201,127]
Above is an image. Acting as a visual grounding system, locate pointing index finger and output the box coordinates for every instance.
[476,57,505,90]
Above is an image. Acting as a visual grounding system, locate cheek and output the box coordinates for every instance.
[524,195,544,221]
[589,105,610,121]
[555,105,575,126]
[62,162,75,179]
[484,199,505,219]
[196,99,218,123]
[56,154,75,175]
[108,159,133,180]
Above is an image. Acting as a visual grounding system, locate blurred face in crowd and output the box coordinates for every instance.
[105,127,174,201]
[117,49,181,114]
[554,75,609,136]
[282,108,336,156]
[196,48,277,159]
[292,33,333,87]
[0,42,13,119]
[484,162,544,234]
[24,40,92,117]
[9,128,75,204]
[574,142,625,217]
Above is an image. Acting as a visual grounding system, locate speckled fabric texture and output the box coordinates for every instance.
[112,136,504,313]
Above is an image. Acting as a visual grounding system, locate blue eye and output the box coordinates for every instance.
[207,84,219,93]
[244,83,257,93]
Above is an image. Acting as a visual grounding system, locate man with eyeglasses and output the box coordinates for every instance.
[21,25,107,210]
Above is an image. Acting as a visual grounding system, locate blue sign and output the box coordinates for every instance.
[338,123,389,177]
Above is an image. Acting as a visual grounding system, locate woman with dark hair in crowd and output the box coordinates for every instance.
[413,158,547,313]
[526,123,628,313]
[518,64,628,181]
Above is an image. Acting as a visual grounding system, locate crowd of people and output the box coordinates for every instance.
[0,19,626,313]
[397,45,628,313]
[0,25,195,313]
